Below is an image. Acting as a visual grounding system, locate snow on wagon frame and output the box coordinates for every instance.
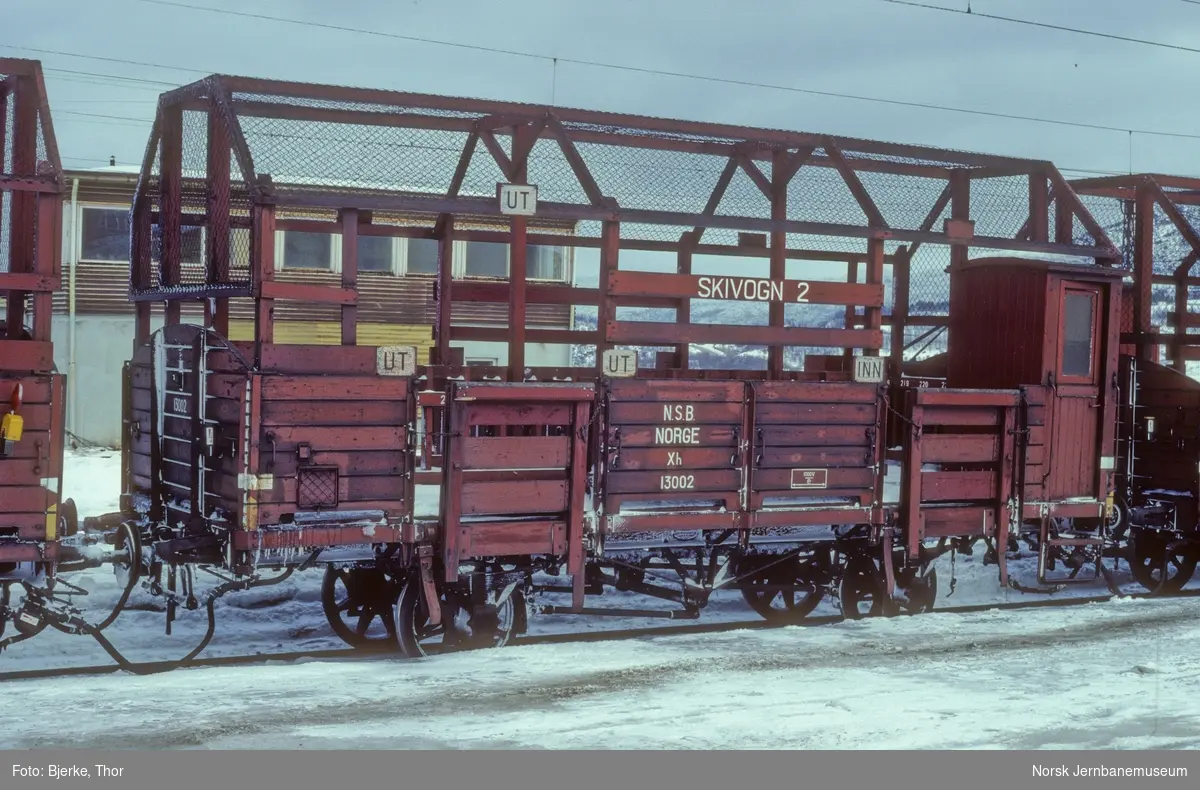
[95,71,1139,659]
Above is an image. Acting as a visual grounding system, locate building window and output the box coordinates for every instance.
[529,245,565,281]
[464,241,508,278]
[466,358,498,367]
[282,231,333,270]
[151,224,204,266]
[406,238,439,275]
[357,235,394,273]
[80,206,130,263]
[1061,289,1096,379]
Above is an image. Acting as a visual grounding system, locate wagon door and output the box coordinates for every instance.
[1047,282,1107,501]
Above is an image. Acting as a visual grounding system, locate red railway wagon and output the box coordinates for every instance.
[0,59,71,641]
[74,70,1136,657]
[1070,174,1200,593]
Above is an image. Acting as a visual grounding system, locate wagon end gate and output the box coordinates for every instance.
[440,381,595,606]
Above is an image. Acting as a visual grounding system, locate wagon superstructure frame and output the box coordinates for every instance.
[118,72,1125,652]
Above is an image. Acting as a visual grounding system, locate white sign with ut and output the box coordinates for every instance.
[376,346,418,377]
[498,183,538,216]
[853,356,885,384]
[602,348,638,378]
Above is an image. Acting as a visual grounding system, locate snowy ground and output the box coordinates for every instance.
[2,595,1198,749]
[3,449,1199,748]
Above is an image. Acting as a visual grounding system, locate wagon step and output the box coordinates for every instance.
[1038,533,1106,586]
[539,605,700,620]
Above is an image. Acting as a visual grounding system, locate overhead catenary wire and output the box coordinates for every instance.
[876,0,1200,56]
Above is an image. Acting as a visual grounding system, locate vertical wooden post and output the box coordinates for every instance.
[6,74,36,340]
[1054,182,1074,246]
[676,244,692,369]
[1028,170,1049,243]
[252,204,276,364]
[843,260,858,365]
[596,220,619,376]
[133,192,153,348]
[768,149,788,378]
[32,192,58,342]
[865,240,885,358]
[508,125,534,382]
[340,208,358,346]
[891,245,910,371]
[160,103,183,328]
[435,219,454,365]
[949,169,970,271]
[206,107,231,336]
[1133,184,1156,362]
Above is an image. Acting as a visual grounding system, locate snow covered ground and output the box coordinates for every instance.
[3,594,1198,749]
[3,449,1199,749]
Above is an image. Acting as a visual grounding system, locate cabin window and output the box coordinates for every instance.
[281,231,333,270]
[406,238,439,275]
[79,206,131,263]
[1061,289,1097,379]
[357,235,394,273]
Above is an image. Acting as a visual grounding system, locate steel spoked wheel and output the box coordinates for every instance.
[738,553,825,623]
[840,556,885,619]
[1130,532,1198,595]
[321,565,403,648]
[896,565,937,614]
[395,579,522,658]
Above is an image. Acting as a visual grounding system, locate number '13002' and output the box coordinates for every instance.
[660,474,695,491]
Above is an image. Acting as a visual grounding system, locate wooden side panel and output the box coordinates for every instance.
[947,264,1045,388]
[242,373,413,527]
[1119,359,1200,501]
[0,373,57,541]
[603,378,745,516]
[750,381,881,510]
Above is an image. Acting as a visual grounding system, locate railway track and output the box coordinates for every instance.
[3,585,1198,684]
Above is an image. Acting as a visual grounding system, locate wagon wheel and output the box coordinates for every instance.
[896,564,938,613]
[321,565,403,648]
[57,498,78,539]
[737,552,825,623]
[1129,532,1197,595]
[840,556,886,620]
[92,521,143,631]
[395,578,523,658]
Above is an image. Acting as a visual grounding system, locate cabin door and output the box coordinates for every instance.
[1047,282,1105,500]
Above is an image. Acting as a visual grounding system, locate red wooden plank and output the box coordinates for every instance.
[605,469,740,495]
[258,426,406,452]
[259,376,410,401]
[450,281,598,306]
[259,279,357,305]
[754,403,876,424]
[607,401,744,425]
[921,471,999,502]
[460,520,567,558]
[752,467,874,491]
[260,400,408,427]
[0,341,53,373]
[751,508,869,527]
[0,375,53,404]
[611,447,736,471]
[611,425,738,448]
[0,486,51,513]
[463,403,573,427]
[914,390,1020,407]
[461,436,571,469]
[919,407,1003,427]
[607,321,883,350]
[753,381,878,403]
[755,447,872,469]
[0,542,57,562]
[757,425,873,446]
[606,379,744,402]
[460,480,568,516]
[455,383,595,402]
[922,435,1001,464]
[0,272,59,292]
